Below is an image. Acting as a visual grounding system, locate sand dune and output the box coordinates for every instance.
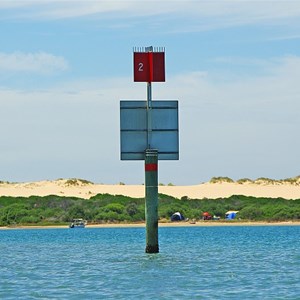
[0,178,299,200]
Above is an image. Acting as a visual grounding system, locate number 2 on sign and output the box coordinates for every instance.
[138,63,143,71]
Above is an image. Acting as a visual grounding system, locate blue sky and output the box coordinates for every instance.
[0,1,300,185]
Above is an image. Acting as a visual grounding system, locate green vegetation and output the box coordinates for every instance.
[282,176,300,185]
[209,175,300,185]
[236,178,253,184]
[0,194,299,226]
[64,178,94,186]
[210,177,234,183]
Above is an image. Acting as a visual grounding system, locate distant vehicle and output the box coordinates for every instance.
[69,219,87,228]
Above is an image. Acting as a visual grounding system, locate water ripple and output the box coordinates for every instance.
[0,226,299,299]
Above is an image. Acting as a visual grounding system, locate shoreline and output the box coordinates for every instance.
[1,221,300,230]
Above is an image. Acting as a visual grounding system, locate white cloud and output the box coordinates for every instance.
[0,54,299,183]
[1,1,300,31]
[0,52,69,74]
[269,34,300,41]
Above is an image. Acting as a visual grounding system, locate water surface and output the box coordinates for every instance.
[1,226,299,299]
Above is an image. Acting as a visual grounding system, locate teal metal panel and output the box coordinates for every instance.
[120,100,179,160]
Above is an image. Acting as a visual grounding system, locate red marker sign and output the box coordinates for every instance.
[145,163,158,172]
[134,51,165,82]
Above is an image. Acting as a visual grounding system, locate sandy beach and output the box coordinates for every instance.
[0,178,299,200]
[1,221,300,230]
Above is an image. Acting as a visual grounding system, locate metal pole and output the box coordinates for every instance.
[147,82,152,148]
[144,45,158,253]
[146,45,153,148]
[145,149,159,253]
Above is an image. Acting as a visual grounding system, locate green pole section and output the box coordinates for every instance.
[145,149,159,253]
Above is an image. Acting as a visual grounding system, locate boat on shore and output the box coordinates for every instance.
[69,219,87,228]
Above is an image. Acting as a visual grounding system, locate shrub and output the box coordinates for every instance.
[20,215,41,224]
[126,202,138,216]
[237,178,253,184]
[103,203,125,214]
[65,178,93,186]
[210,177,234,183]
[239,207,264,220]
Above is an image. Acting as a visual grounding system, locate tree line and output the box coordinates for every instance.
[0,193,299,226]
